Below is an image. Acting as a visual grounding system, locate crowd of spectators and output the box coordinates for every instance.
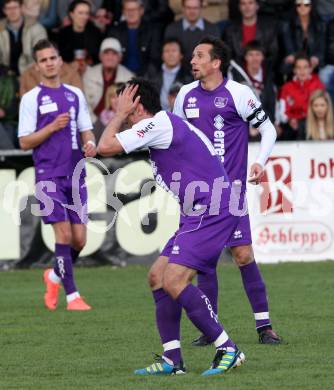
[1,0,334,149]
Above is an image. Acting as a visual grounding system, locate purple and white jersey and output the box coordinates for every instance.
[116,111,231,215]
[173,79,269,191]
[18,83,92,180]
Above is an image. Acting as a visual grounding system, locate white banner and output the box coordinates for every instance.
[247,141,334,263]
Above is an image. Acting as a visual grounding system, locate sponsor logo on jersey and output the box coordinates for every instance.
[187,96,197,108]
[41,95,52,105]
[247,98,257,110]
[65,92,76,102]
[136,121,155,138]
[69,106,79,150]
[185,108,199,118]
[214,97,228,108]
[233,230,242,239]
[172,245,180,255]
[214,115,224,130]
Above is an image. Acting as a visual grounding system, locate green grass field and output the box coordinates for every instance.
[1,262,334,390]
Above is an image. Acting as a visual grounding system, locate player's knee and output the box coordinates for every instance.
[72,237,86,252]
[233,247,254,267]
[162,272,183,299]
[56,227,72,244]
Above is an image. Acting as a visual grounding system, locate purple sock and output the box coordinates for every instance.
[197,271,218,315]
[54,243,77,295]
[240,261,271,330]
[71,248,80,264]
[177,284,235,349]
[153,288,182,364]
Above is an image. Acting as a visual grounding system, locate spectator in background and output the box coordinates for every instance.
[164,0,220,72]
[0,0,47,75]
[57,0,102,66]
[0,64,19,149]
[319,18,334,104]
[107,0,162,75]
[228,40,277,138]
[257,0,294,21]
[23,0,58,30]
[20,58,82,95]
[83,37,134,124]
[306,89,334,140]
[145,38,192,110]
[316,0,334,23]
[92,6,112,34]
[167,81,182,111]
[99,83,122,126]
[278,54,324,140]
[281,0,325,75]
[223,0,278,67]
[57,0,103,26]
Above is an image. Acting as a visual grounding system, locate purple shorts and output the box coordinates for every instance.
[35,176,88,225]
[161,211,239,275]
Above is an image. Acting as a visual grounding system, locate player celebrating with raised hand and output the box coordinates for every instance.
[98,79,245,376]
[18,39,96,311]
[173,35,281,345]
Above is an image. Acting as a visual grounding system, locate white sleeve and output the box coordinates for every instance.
[76,89,93,132]
[172,89,186,119]
[255,121,277,167]
[18,92,38,137]
[116,113,172,154]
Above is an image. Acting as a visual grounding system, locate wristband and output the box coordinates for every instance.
[87,140,96,147]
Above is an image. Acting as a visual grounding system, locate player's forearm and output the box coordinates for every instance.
[19,123,55,150]
[81,130,95,146]
[97,113,125,156]
[255,120,277,167]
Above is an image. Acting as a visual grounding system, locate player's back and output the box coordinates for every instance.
[149,111,231,215]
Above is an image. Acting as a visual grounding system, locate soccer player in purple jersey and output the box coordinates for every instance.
[98,78,246,376]
[18,40,96,311]
[172,35,281,345]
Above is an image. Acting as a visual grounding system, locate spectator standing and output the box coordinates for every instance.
[278,54,324,140]
[281,0,325,74]
[164,0,220,71]
[83,37,134,124]
[0,0,47,75]
[306,89,334,140]
[107,0,162,75]
[57,0,102,66]
[145,38,192,110]
[223,0,278,67]
[57,0,103,26]
[23,0,58,29]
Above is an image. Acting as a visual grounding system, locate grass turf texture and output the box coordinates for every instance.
[1,262,334,390]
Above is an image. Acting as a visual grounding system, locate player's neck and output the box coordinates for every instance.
[200,74,224,91]
[40,77,61,89]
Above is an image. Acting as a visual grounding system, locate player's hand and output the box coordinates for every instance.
[248,163,264,185]
[116,84,140,119]
[51,113,70,132]
[84,140,97,157]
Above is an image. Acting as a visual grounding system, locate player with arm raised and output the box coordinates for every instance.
[98,78,245,377]
[172,35,281,345]
[18,39,96,311]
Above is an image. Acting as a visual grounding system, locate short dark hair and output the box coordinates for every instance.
[163,38,184,55]
[294,52,311,66]
[120,78,161,115]
[243,40,264,56]
[3,0,22,7]
[32,39,59,62]
[68,0,91,14]
[198,35,230,74]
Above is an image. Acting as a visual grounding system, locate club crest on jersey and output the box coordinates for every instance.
[214,97,228,108]
[65,92,76,102]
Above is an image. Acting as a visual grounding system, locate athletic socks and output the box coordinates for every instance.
[197,271,218,316]
[240,261,271,330]
[54,243,78,297]
[177,284,235,350]
[153,288,182,364]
